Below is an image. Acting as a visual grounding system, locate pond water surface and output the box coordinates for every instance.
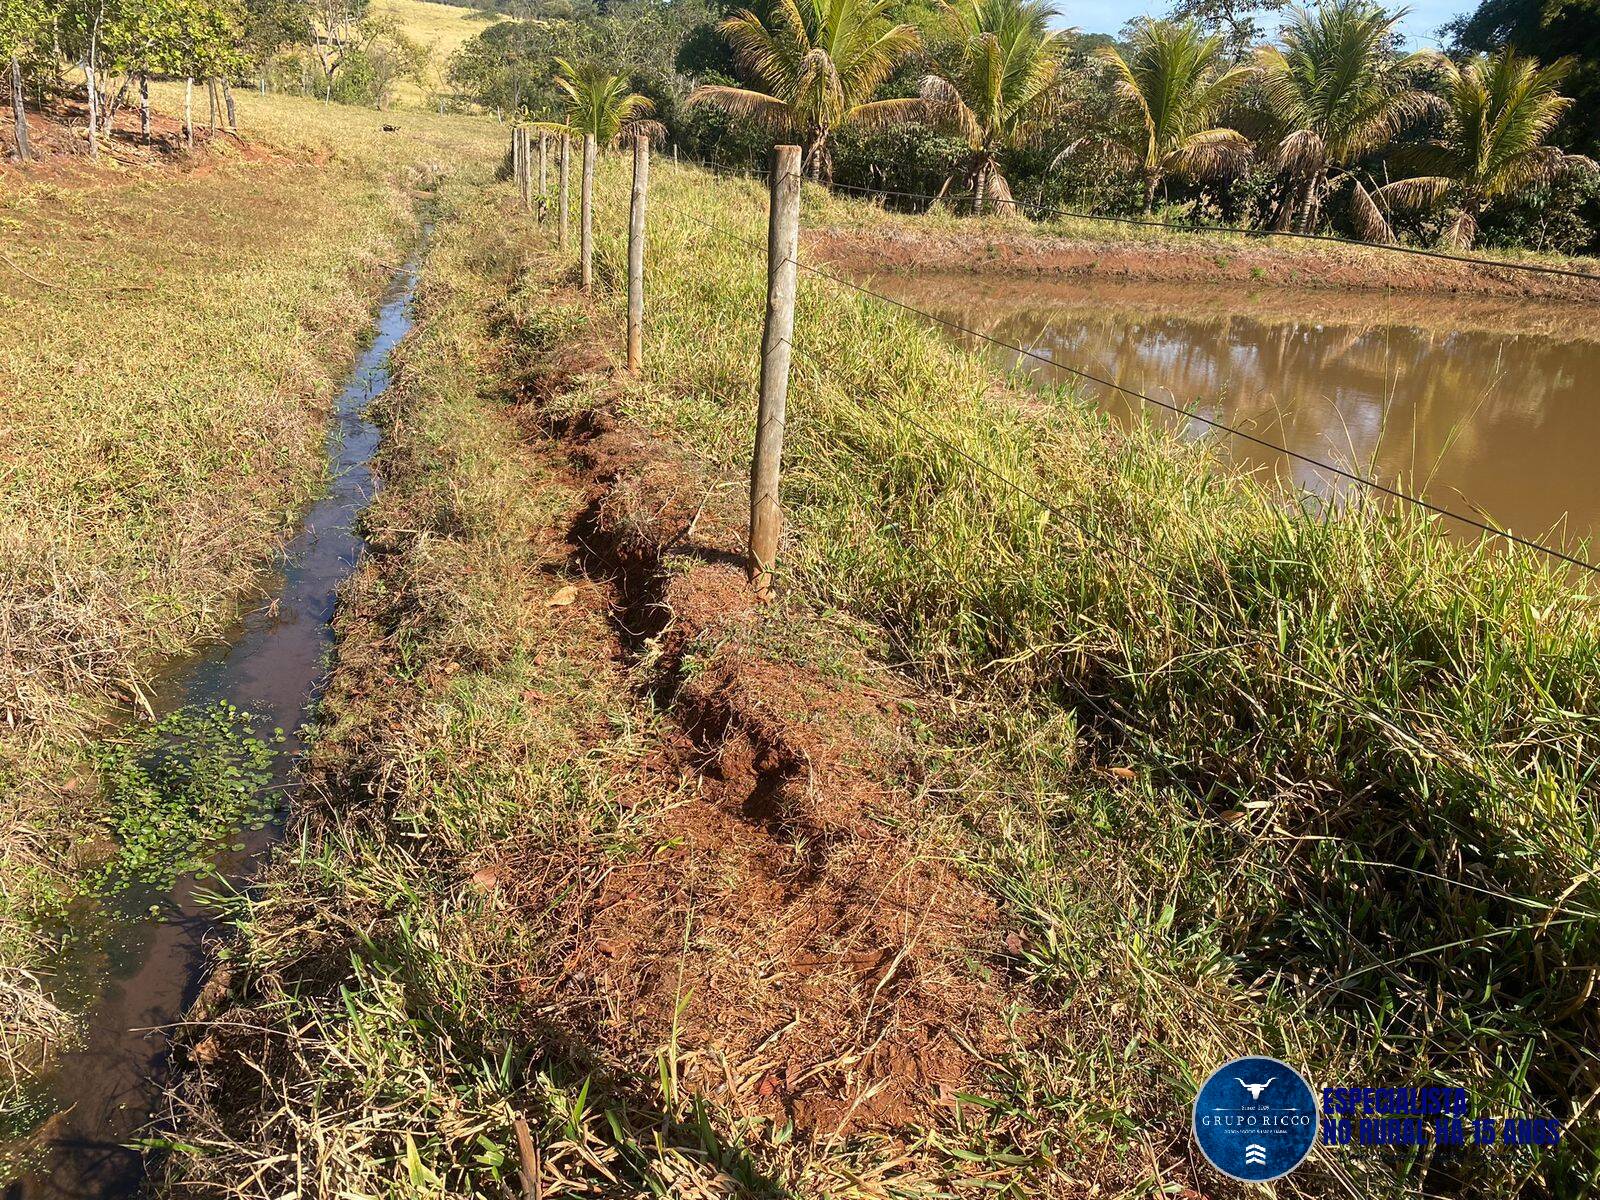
[872,274,1600,549]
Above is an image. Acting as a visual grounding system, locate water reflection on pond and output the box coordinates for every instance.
[872,275,1600,547]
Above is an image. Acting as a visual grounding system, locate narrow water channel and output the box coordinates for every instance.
[872,274,1600,548]
[6,251,421,1199]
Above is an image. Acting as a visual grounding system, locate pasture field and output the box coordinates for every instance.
[153,153,1600,1197]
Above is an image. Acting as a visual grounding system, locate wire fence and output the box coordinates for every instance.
[654,157,1600,578]
[597,148,1600,1167]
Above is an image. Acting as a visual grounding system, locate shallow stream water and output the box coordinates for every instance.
[4,251,420,1199]
[873,274,1600,547]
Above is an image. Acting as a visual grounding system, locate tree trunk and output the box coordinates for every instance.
[184,77,193,150]
[85,59,100,159]
[223,81,237,134]
[9,55,28,162]
[140,72,151,142]
[1142,171,1159,213]
[103,74,130,140]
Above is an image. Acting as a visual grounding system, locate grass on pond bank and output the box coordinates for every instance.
[582,156,1600,1195]
[0,89,500,1147]
[159,158,1599,1198]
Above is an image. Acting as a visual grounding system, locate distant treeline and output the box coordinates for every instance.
[444,0,1600,254]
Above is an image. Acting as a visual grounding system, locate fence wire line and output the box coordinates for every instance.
[653,165,1600,577]
[637,178,1597,1147]
[673,155,1600,286]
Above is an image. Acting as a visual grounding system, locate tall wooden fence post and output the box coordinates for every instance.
[521,128,533,211]
[626,133,649,373]
[747,144,802,599]
[511,127,523,200]
[559,135,571,251]
[538,133,548,221]
[580,132,596,293]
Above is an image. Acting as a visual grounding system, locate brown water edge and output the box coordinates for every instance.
[867,271,1600,551]
[0,249,422,1200]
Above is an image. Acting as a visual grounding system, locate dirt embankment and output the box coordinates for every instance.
[499,363,1018,1147]
[809,224,1600,304]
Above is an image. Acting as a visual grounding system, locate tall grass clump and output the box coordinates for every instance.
[583,155,1600,1193]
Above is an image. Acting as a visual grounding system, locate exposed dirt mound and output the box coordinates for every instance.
[1,95,270,177]
[498,389,1019,1143]
[810,223,1600,303]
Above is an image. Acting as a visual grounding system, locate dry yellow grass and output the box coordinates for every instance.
[374,0,499,109]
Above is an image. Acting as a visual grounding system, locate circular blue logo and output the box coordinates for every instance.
[1192,1056,1318,1182]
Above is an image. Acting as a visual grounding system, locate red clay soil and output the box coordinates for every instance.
[502,391,1018,1147]
[1,96,267,179]
[809,223,1600,304]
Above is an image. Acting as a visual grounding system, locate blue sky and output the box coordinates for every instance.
[1068,0,1472,48]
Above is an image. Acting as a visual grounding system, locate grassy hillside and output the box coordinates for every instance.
[377,0,497,109]
[0,88,500,1150]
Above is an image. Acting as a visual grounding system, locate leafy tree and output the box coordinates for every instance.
[536,55,664,143]
[239,0,312,86]
[1254,0,1437,235]
[2,0,52,160]
[1448,0,1600,155]
[899,0,1066,212]
[684,0,921,180]
[448,19,564,113]
[1370,49,1597,247]
[1071,18,1252,211]
[1168,0,1286,56]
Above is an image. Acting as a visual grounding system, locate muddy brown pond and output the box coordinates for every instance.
[873,274,1600,548]
[2,250,420,1199]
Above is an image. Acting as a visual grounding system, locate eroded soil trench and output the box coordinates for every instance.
[504,393,1017,1143]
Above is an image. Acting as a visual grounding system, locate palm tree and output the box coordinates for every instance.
[538,58,664,147]
[893,0,1065,213]
[1368,50,1596,249]
[683,0,920,182]
[1254,0,1438,236]
[1069,19,1253,212]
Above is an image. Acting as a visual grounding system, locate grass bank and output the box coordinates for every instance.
[806,191,1600,303]
[0,89,499,1145]
[582,158,1600,1195]
[160,157,1599,1197]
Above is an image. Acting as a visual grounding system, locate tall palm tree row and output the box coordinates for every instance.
[555,0,1594,248]
[1370,49,1597,247]
[683,0,920,181]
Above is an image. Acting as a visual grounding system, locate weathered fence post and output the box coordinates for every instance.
[511,127,522,198]
[521,128,533,211]
[580,132,596,293]
[747,144,802,599]
[627,133,649,373]
[538,133,549,221]
[559,135,571,251]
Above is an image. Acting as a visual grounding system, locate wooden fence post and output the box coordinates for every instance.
[521,128,533,211]
[580,132,596,293]
[538,133,548,221]
[511,127,522,198]
[627,133,649,373]
[747,144,802,599]
[559,135,570,251]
